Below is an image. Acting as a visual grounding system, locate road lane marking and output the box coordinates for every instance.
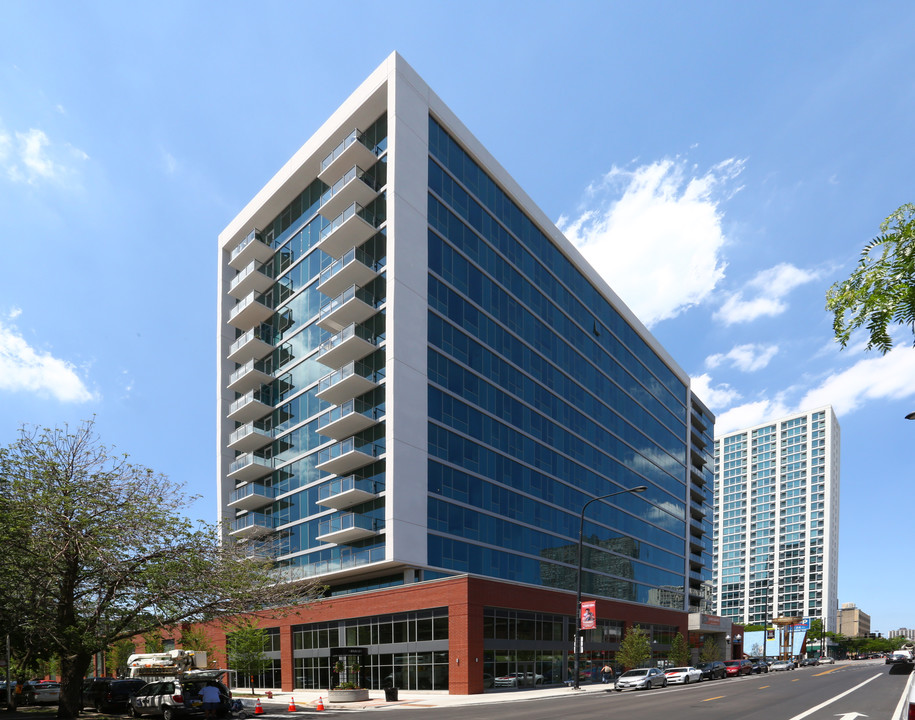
[785,673,882,720]
[759,685,770,689]
[701,696,726,702]
[814,668,840,676]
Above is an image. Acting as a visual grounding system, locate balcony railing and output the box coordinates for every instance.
[272,546,385,581]
[319,129,378,180]
[316,512,380,544]
[229,259,273,299]
[315,360,379,405]
[228,290,273,329]
[314,202,378,259]
[316,475,380,509]
[316,323,377,368]
[315,398,380,440]
[318,165,379,220]
[318,284,377,332]
[229,511,276,538]
[315,438,380,475]
[229,228,273,270]
[228,325,274,363]
[317,246,380,298]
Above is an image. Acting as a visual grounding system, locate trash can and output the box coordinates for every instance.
[384,687,398,702]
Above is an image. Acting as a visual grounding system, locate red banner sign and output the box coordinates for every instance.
[581,601,596,630]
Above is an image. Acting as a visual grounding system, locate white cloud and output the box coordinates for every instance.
[704,344,915,434]
[0,119,87,185]
[714,262,821,325]
[558,156,744,327]
[0,316,97,403]
[705,343,779,372]
[690,372,742,409]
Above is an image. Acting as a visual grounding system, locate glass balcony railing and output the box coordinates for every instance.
[228,454,274,477]
[230,511,276,535]
[316,398,378,433]
[228,422,271,447]
[317,361,377,396]
[229,326,272,357]
[317,323,376,358]
[315,437,380,468]
[318,202,377,243]
[272,546,385,581]
[317,512,379,538]
[319,284,376,322]
[229,388,271,417]
[319,165,378,208]
[229,481,277,504]
[319,246,378,287]
[316,475,379,503]
[321,130,371,174]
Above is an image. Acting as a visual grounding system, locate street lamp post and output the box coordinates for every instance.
[573,485,647,690]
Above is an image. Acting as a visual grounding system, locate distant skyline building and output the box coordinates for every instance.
[888,628,914,641]
[216,52,716,694]
[839,603,871,638]
[712,407,839,632]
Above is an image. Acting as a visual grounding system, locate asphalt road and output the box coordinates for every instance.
[370,661,910,720]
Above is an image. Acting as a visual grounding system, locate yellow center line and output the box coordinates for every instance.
[813,668,840,676]
[759,685,770,689]
[702,696,727,702]
[791,678,800,682]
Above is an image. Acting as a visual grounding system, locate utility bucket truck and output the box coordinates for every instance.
[127,650,208,679]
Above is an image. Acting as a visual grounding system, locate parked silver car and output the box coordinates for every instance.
[614,667,668,691]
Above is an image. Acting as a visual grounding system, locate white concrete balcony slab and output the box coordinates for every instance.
[227,422,273,452]
[228,291,273,330]
[314,203,377,259]
[315,400,380,441]
[318,130,378,183]
[228,481,276,510]
[315,512,379,544]
[227,454,274,484]
[228,359,272,393]
[319,165,379,221]
[228,390,272,423]
[228,327,274,364]
[229,229,273,270]
[229,260,273,299]
[315,438,378,476]
[317,285,377,333]
[229,511,275,539]
[317,247,380,298]
[315,475,379,510]
[315,361,379,405]
[317,324,376,368]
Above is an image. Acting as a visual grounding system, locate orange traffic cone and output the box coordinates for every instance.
[315,696,325,712]
[288,696,297,712]
[254,699,264,715]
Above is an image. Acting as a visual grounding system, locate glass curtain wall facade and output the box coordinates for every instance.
[426,116,701,609]
[712,407,839,631]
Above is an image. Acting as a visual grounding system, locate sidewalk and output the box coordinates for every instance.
[0,682,613,717]
[249,682,613,711]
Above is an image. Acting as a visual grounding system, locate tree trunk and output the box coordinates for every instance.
[58,652,92,719]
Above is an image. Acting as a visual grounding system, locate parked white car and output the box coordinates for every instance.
[818,656,835,664]
[663,667,702,684]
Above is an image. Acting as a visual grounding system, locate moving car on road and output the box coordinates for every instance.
[663,667,702,684]
[614,668,667,691]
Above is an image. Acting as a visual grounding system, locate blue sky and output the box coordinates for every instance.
[2,2,913,632]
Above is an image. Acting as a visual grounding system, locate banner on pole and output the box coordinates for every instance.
[581,601,596,630]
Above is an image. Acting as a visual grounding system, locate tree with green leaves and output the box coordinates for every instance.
[667,632,690,668]
[111,640,136,678]
[0,419,322,718]
[226,619,272,695]
[179,626,215,657]
[617,625,651,670]
[826,203,915,353]
[699,635,723,663]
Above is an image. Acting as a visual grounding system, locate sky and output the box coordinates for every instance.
[1,1,913,633]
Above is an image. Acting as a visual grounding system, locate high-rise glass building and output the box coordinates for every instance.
[216,53,715,694]
[712,406,839,631]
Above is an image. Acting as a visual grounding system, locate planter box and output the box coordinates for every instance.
[328,688,369,702]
